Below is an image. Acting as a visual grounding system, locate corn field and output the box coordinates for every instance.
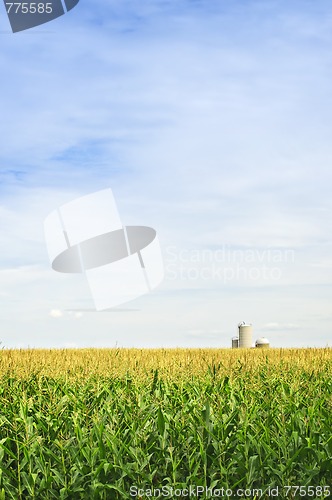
[0,348,331,499]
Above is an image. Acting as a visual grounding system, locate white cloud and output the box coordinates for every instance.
[49,309,63,318]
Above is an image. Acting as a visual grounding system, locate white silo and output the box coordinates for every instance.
[232,337,239,348]
[238,321,253,348]
[255,337,270,348]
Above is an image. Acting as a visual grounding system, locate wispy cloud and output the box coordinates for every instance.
[49,309,63,318]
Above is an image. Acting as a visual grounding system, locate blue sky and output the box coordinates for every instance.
[0,0,332,348]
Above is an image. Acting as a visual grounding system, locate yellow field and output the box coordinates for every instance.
[0,347,331,379]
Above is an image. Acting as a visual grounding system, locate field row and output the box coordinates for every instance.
[0,347,331,379]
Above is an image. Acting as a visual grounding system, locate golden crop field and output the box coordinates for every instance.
[0,348,331,499]
[1,347,331,379]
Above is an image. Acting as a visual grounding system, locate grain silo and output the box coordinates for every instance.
[232,337,239,348]
[255,337,270,348]
[238,321,253,348]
